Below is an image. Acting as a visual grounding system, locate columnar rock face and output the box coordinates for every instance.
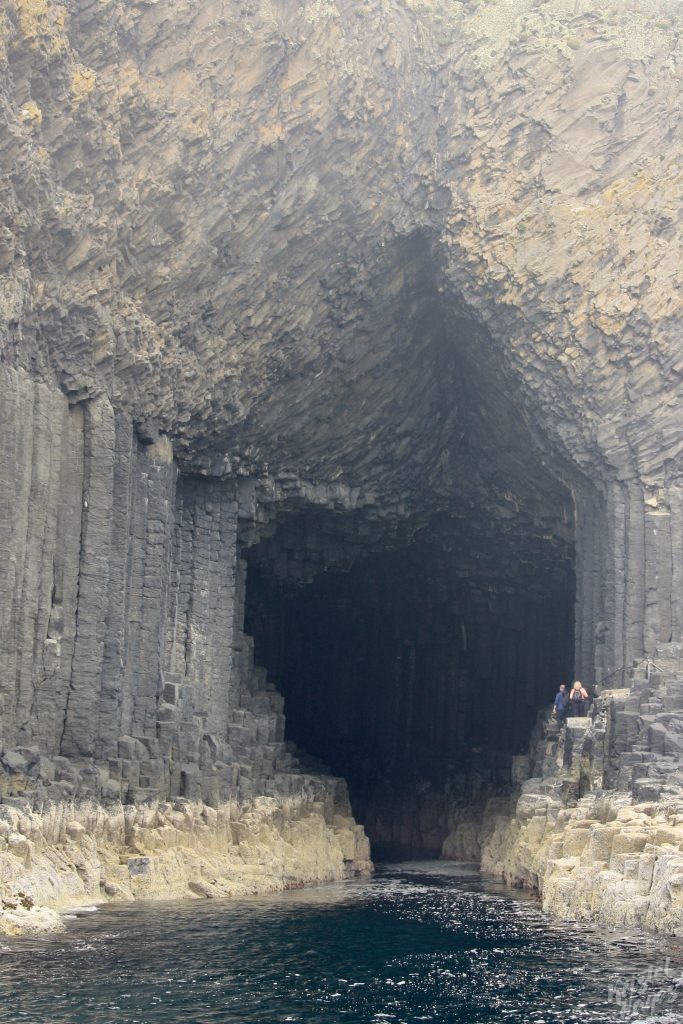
[442,643,683,935]
[0,0,681,931]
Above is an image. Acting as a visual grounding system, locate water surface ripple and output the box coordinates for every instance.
[2,862,682,1023]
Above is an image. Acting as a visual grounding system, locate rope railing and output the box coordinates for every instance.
[595,664,628,687]
[595,657,669,689]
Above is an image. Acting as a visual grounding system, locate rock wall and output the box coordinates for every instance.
[0,364,373,933]
[0,363,369,808]
[1,364,174,773]
[574,477,683,690]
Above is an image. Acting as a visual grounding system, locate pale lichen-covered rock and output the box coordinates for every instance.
[0,793,371,936]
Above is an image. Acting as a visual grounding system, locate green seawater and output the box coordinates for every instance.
[3,862,682,1023]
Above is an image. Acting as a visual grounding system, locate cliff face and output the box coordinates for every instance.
[0,0,681,931]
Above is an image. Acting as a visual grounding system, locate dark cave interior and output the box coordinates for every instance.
[244,506,575,857]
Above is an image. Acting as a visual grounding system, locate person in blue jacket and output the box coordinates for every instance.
[553,683,569,726]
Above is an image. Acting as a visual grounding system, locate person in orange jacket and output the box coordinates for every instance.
[569,680,589,717]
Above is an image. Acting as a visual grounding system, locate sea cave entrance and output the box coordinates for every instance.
[244,499,574,858]
[239,236,577,857]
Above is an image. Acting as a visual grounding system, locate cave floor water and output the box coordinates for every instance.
[3,862,683,1024]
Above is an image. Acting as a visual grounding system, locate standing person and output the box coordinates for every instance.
[553,683,569,726]
[569,680,589,717]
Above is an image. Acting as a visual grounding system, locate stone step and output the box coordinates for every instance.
[631,779,662,801]
[639,700,665,714]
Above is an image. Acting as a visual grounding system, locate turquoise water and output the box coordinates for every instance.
[2,862,682,1023]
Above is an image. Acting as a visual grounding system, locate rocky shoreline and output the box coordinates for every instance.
[0,788,371,937]
[4,639,683,940]
[443,645,683,936]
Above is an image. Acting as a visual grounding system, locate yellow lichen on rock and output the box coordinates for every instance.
[0,12,8,62]
[116,59,142,98]
[20,100,42,127]
[0,794,372,937]
[70,65,97,108]
[13,0,68,55]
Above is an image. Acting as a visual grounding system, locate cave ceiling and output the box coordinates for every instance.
[1,0,681,532]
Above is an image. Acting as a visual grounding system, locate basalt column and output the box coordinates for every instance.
[0,366,176,770]
[574,475,683,692]
[0,365,279,804]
